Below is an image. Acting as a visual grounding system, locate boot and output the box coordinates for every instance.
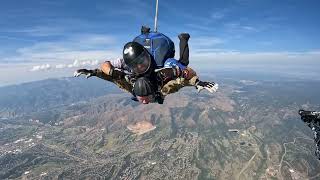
[178,33,190,66]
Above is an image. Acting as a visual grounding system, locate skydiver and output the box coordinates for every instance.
[74,56,216,104]
[298,109,320,160]
[74,27,218,104]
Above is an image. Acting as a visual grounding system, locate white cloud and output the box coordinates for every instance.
[30,59,101,71]
[210,11,226,20]
[191,36,224,48]
[2,26,65,37]
[224,22,259,33]
[190,50,320,66]
[242,26,257,31]
[2,34,120,65]
[0,32,123,85]
[1,50,320,87]
[0,35,36,42]
[185,23,213,32]
[30,64,51,71]
[55,64,67,69]
[67,59,99,68]
[69,34,117,46]
[0,63,75,87]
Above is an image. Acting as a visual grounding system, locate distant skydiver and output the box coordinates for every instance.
[74,26,218,104]
[298,109,320,160]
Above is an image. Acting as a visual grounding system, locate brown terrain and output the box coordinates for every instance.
[1,78,320,179]
[127,121,156,135]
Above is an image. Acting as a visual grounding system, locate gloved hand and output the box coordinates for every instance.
[74,69,95,78]
[196,81,219,93]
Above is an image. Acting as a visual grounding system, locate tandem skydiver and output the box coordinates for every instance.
[298,109,320,160]
[74,26,218,104]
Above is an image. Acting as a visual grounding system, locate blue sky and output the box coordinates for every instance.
[0,0,320,85]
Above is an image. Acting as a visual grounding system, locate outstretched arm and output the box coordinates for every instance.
[177,67,219,93]
[74,61,127,80]
[159,66,218,96]
[74,68,113,81]
[74,61,133,93]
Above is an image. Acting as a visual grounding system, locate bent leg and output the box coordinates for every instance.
[178,33,190,66]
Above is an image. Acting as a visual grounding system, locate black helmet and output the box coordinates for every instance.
[133,77,155,96]
[123,42,152,75]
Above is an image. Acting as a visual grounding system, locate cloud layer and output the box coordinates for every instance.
[1,34,120,64]
[30,59,100,72]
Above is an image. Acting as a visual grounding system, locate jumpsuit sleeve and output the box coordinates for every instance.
[94,69,133,93]
[108,58,123,69]
[160,58,199,96]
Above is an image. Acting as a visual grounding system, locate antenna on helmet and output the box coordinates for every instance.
[154,0,159,32]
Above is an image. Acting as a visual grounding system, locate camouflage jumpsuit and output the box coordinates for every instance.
[96,62,198,96]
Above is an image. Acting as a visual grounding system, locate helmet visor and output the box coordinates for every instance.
[126,49,151,75]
